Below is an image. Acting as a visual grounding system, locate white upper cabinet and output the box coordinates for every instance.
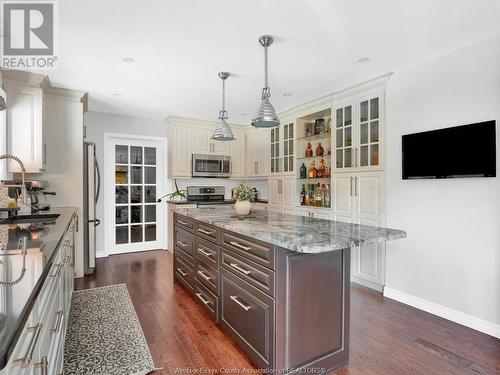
[192,126,229,155]
[333,90,385,173]
[269,120,295,176]
[5,82,44,173]
[229,129,246,178]
[169,125,192,178]
[246,128,269,178]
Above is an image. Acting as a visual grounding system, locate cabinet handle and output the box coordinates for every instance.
[230,241,251,251]
[355,147,358,167]
[355,176,358,196]
[49,264,62,278]
[176,241,188,248]
[230,295,251,311]
[254,161,258,174]
[350,177,354,197]
[197,248,213,257]
[13,324,42,368]
[34,356,48,375]
[196,292,211,306]
[177,220,189,225]
[198,228,214,236]
[197,270,212,281]
[50,310,64,334]
[230,263,251,275]
[176,267,188,277]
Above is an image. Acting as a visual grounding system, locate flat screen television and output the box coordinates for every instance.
[402,120,496,179]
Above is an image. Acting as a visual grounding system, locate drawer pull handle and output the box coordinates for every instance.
[49,263,62,278]
[34,356,48,375]
[230,241,251,251]
[230,296,251,311]
[197,270,212,281]
[198,248,213,257]
[176,241,188,248]
[50,310,64,334]
[176,267,188,277]
[13,324,42,368]
[198,228,214,236]
[196,292,211,306]
[178,220,189,225]
[230,263,251,275]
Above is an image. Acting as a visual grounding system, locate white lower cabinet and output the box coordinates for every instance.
[1,215,76,375]
[296,207,332,219]
[251,202,268,211]
[268,176,295,214]
[333,171,386,291]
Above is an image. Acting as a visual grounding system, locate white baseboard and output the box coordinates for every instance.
[96,250,109,258]
[351,276,384,292]
[383,287,500,339]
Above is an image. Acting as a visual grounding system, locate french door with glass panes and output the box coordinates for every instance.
[106,135,165,254]
[333,92,384,172]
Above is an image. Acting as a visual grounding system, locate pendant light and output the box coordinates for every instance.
[251,35,280,128]
[211,71,236,141]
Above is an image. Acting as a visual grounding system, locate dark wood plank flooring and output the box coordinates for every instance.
[75,250,500,375]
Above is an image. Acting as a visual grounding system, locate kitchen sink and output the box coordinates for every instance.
[0,213,60,225]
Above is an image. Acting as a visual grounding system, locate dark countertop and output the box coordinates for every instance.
[175,206,406,253]
[167,199,268,205]
[0,207,76,369]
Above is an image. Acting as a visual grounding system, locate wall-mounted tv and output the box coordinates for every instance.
[402,120,496,179]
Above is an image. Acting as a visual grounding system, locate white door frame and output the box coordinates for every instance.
[103,132,167,255]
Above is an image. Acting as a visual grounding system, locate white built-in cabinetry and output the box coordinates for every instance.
[267,176,295,214]
[3,72,46,173]
[192,126,229,155]
[229,129,246,178]
[246,127,269,178]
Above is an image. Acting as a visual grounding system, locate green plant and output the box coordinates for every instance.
[165,179,187,202]
[233,183,255,201]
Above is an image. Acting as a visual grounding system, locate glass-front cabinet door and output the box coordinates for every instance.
[270,127,280,173]
[359,95,381,168]
[334,104,354,170]
[283,122,294,173]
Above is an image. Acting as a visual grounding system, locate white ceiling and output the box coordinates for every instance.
[42,0,500,123]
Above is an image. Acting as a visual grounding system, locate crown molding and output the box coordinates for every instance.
[165,115,248,129]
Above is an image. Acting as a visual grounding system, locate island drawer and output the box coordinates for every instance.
[175,246,194,265]
[195,259,218,295]
[220,268,274,369]
[194,281,218,321]
[195,237,218,268]
[174,253,195,293]
[175,227,195,256]
[222,231,275,270]
[174,214,195,232]
[222,249,275,297]
[196,222,219,244]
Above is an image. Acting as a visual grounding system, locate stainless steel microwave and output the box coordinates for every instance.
[192,154,231,178]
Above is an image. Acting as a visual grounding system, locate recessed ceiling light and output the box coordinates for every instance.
[240,113,248,116]
[112,93,122,97]
[357,57,370,64]
[283,93,292,97]
[122,57,135,63]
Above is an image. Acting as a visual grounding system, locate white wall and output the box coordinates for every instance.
[85,111,267,256]
[385,34,500,334]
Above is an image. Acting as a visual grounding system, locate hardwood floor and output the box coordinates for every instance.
[75,250,500,375]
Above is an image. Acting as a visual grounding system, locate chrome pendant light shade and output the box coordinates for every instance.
[212,72,236,141]
[251,35,280,128]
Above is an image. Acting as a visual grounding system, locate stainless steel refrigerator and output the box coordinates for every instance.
[83,142,101,274]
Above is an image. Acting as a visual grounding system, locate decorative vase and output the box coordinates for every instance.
[234,200,251,215]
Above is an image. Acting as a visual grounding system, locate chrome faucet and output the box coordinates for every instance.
[0,154,27,205]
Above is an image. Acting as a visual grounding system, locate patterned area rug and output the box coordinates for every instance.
[64,284,158,375]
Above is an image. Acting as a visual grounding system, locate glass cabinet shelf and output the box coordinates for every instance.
[297,132,331,142]
[297,177,331,181]
[297,155,332,162]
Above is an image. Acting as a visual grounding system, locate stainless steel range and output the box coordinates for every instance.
[186,186,227,204]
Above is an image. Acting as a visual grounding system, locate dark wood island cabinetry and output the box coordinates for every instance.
[173,207,405,373]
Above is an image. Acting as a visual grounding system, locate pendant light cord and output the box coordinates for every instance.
[262,45,271,100]
[219,75,228,120]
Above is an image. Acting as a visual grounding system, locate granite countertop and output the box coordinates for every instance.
[0,207,77,369]
[167,199,268,205]
[175,206,406,253]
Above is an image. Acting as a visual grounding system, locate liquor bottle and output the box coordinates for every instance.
[308,161,317,179]
[300,184,307,206]
[316,142,324,157]
[309,184,315,206]
[317,159,326,178]
[300,163,307,179]
[314,183,323,207]
[324,184,331,208]
[305,142,313,158]
[328,146,331,155]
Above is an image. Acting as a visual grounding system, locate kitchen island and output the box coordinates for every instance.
[173,206,406,373]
